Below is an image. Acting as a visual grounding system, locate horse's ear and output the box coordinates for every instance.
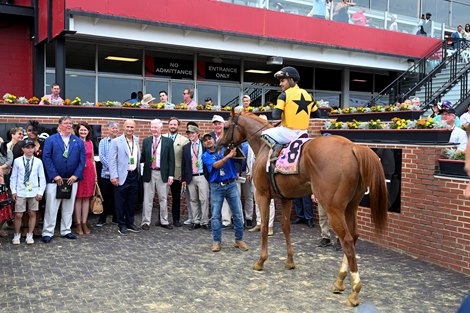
[231,107,236,116]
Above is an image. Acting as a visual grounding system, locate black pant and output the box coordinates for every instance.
[98,176,116,223]
[114,170,139,228]
[170,180,182,223]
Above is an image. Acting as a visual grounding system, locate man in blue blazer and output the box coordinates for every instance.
[41,116,86,243]
[109,119,142,235]
[141,119,175,230]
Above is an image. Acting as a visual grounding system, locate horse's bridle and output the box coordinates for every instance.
[225,113,271,149]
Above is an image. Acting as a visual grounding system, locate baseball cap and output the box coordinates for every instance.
[186,125,200,133]
[205,97,212,102]
[22,138,35,147]
[242,95,251,101]
[211,115,225,123]
[202,133,214,141]
[441,107,456,114]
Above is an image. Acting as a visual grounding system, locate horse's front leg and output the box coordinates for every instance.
[280,199,295,269]
[254,196,270,271]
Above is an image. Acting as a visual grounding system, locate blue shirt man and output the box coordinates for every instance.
[201,133,248,253]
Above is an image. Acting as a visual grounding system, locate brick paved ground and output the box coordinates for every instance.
[1,214,469,313]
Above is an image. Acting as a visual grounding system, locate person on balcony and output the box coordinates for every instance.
[183,88,197,110]
[333,0,355,24]
[261,66,320,161]
[441,107,467,152]
[432,100,462,126]
[417,12,433,37]
[452,25,466,50]
[351,7,368,26]
[39,83,64,105]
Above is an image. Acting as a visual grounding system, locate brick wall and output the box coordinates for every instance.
[3,115,469,274]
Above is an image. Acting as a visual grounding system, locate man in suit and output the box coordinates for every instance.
[163,117,188,227]
[109,119,142,235]
[141,119,175,230]
[41,116,86,243]
[181,125,210,230]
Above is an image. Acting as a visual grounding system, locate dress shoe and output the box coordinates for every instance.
[234,240,249,251]
[173,221,182,227]
[118,227,128,236]
[42,235,51,243]
[249,225,261,232]
[183,219,192,225]
[189,224,201,230]
[127,224,142,233]
[161,224,173,230]
[318,238,332,247]
[292,217,306,224]
[268,227,274,236]
[82,222,91,235]
[62,233,77,240]
[95,221,106,227]
[307,219,315,228]
[201,224,211,230]
[141,224,150,231]
[154,221,161,227]
[245,219,253,228]
[211,242,222,252]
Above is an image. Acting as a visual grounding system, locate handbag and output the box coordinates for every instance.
[90,182,104,214]
[56,180,72,199]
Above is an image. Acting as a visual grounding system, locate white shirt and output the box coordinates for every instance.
[460,112,470,126]
[10,156,46,197]
[449,127,468,151]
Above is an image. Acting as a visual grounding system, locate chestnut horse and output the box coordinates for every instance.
[218,111,388,306]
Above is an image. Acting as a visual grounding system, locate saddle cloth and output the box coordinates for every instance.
[273,136,312,174]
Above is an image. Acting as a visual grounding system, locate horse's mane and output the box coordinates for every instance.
[240,111,273,129]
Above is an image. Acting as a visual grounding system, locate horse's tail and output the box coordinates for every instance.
[352,145,388,233]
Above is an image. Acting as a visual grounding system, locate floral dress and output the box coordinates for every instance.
[76,140,96,198]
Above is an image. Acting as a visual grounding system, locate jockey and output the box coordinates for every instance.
[261,66,319,161]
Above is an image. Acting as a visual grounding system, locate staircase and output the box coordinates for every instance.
[413,63,468,105]
[369,39,470,114]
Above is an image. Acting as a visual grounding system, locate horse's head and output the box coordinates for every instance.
[216,109,247,150]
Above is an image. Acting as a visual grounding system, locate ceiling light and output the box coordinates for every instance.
[105,56,139,62]
[245,69,272,74]
[212,57,223,63]
[352,79,367,83]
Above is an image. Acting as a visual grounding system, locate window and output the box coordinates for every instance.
[221,85,241,107]
[315,68,341,91]
[66,74,95,103]
[146,81,169,101]
[98,77,143,103]
[172,82,195,105]
[450,2,470,28]
[197,84,218,105]
[422,0,449,25]
[370,0,387,11]
[66,42,95,71]
[389,0,418,18]
[314,91,341,108]
[98,45,142,75]
[350,72,373,92]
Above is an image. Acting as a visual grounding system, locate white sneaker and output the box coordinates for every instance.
[26,233,34,244]
[12,233,21,245]
[183,219,193,225]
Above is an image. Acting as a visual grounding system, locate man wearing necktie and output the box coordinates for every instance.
[141,119,175,230]
[181,125,210,230]
[163,117,189,227]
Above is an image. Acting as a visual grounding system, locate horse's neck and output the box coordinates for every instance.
[242,118,269,156]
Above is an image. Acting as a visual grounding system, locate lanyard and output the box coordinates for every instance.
[126,137,134,156]
[153,136,161,155]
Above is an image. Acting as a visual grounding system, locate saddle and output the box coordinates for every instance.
[266,135,312,198]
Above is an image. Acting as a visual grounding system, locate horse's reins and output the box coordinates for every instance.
[229,113,274,148]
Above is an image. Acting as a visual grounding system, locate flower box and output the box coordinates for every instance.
[329,110,424,122]
[438,159,468,177]
[320,129,452,144]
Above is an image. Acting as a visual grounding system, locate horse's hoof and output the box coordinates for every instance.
[253,263,264,271]
[332,282,345,294]
[284,262,295,270]
[346,293,360,307]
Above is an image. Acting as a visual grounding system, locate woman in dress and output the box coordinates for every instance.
[0,138,13,238]
[73,122,96,235]
[13,120,45,159]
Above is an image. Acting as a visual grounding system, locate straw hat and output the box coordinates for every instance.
[141,93,156,105]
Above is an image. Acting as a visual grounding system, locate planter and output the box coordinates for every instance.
[438,159,469,177]
[328,110,424,122]
[318,107,331,118]
[320,128,452,144]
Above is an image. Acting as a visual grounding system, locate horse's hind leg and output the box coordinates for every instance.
[344,205,361,307]
[253,196,271,271]
[331,204,362,307]
[280,199,295,269]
